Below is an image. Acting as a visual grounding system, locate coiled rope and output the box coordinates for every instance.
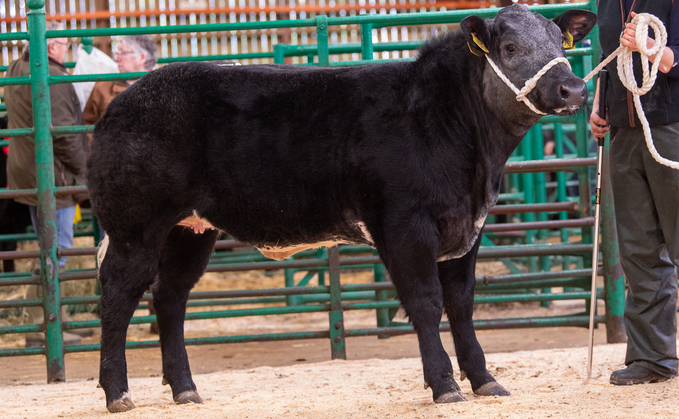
[584,12,679,169]
[486,12,679,169]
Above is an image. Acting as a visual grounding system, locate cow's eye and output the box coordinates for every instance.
[506,44,516,53]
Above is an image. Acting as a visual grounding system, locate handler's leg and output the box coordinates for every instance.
[438,234,509,396]
[377,218,464,403]
[153,226,219,404]
[99,234,161,412]
[609,125,679,384]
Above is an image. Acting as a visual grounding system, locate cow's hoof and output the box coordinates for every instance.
[107,394,136,413]
[434,391,467,403]
[474,381,511,397]
[174,390,204,405]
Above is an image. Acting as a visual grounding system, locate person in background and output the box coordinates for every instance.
[83,35,158,144]
[4,21,92,347]
[591,1,679,385]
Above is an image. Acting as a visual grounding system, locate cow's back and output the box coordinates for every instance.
[87,62,410,246]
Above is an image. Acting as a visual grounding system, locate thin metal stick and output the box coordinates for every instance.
[586,141,604,383]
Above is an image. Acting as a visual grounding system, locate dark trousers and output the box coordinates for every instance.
[610,122,679,376]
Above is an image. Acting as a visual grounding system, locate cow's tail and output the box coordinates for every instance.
[97,234,109,269]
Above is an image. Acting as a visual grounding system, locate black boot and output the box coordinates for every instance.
[610,362,677,385]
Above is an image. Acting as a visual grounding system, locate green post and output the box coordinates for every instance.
[273,44,286,64]
[27,0,65,382]
[81,37,94,54]
[373,250,390,338]
[328,246,346,359]
[284,269,299,306]
[360,23,374,60]
[316,16,329,67]
[600,137,626,342]
[531,126,551,305]
[520,133,537,272]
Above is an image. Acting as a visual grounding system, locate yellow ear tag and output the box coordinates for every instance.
[468,42,480,56]
[563,30,575,49]
[471,33,489,53]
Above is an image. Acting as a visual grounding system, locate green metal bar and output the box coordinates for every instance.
[284,269,299,306]
[295,291,376,304]
[0,32,30,42]
[158,52,274,63]
[0,347,46,357]
[361,23,374,60]
[0,323,42,335]
[0,76,32,87]
[296,270,318,288]
[330,58,415,67]
[50,125,94,135]
[39,4,587,41]
[49,72,146,85]
[269,40,420,58]
[531,126,552,305]
[477,277,588,292]
[480,235,524,275]
[328,246,346,359]
[1,310,608,358]
[61,330,331,354]
[316,16,330,67]
[273,44,286,64]
[0,297,42,309]
[0,128,35,137]
[373,249,391,335]
[520,130,538,272]
[27,0,65,382]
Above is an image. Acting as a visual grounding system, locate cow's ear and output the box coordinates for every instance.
[461,16,491,55]
[552,10,597,45]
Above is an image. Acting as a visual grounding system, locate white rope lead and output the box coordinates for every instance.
[583,13,679,170]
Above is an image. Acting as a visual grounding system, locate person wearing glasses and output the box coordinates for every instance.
[82,35,158,145]
[4,21,90,347]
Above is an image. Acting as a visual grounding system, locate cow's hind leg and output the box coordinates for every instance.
[438,235,510,397]
[153,226,219,405]
[377,225,465,403]
[99,234,163,413]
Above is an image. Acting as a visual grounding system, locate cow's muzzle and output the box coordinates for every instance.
[554,78,587,114]
[486,55,575,116]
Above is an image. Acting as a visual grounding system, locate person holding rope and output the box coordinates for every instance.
[591,0,679,385]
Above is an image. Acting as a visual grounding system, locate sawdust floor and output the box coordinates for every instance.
[3,342,678,419]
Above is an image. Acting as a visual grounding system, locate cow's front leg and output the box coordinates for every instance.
[438,234,510,397]
[377,227,464,403]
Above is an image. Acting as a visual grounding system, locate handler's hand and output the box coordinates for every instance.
[590,107,609,139]
[620,12,656,53]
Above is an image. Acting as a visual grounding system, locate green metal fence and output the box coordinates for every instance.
[0,0,625,383]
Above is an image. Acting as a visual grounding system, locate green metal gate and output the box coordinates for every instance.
[0,0,624,384]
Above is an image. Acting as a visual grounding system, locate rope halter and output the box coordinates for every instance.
[485,55,572,116]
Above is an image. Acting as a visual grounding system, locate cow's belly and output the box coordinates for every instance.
[436,214,486,262]
[177,213,374,261]
[257,241,349,261]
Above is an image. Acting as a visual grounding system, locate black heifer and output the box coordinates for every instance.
[88,4,596,412]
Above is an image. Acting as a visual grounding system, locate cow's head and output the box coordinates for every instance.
[461,5,596,133]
